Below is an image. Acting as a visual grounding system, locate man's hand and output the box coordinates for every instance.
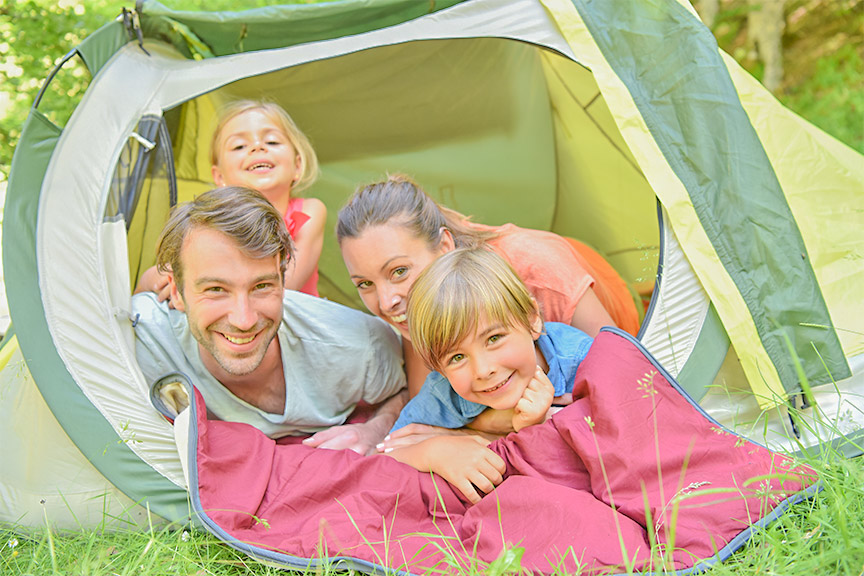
[512,367,555,432]
[302,423,379,455]
[303,389,409,455]
[386,436,506,504]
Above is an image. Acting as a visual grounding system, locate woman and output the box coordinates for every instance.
[337,174,639,400]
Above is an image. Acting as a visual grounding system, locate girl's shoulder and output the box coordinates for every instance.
[295,196,326,219]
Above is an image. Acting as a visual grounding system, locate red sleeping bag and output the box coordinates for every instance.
[171,329,818,575]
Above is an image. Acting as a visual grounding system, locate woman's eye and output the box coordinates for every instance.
[356,280,372,290]
[392,266,408,279]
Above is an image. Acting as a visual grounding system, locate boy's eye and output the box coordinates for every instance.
[488,333,505,344]
[448,353,465,365]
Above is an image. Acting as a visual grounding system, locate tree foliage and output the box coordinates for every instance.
[0,0,315,183]
[0,0,861,184]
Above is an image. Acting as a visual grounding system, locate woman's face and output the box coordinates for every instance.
[340,223,453,340]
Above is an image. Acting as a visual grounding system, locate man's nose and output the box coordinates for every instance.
[228,295,257,330]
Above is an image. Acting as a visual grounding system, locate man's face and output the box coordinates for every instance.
[170,227,284,380]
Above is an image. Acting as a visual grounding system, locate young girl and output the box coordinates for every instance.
[210,100,325,296]
[137,100,325,297]
[381,247,594,501]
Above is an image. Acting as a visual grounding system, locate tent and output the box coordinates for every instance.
[2,0,861,546]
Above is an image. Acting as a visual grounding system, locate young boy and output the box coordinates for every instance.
[382,247,593,502]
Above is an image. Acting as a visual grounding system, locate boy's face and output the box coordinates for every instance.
[211,109,301,204]
[438,314,541,410]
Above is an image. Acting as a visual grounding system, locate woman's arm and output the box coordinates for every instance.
[284,197,326,292]
[384,435,505,504]
[569,286,616,337]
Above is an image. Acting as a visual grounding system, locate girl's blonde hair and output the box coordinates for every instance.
[210,100,320,193]
[336,173,497,250]
[408,247,539,371]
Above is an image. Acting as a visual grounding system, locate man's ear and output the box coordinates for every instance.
[168,274,186,312]
[438,227,456,254]
[211,165,225,186]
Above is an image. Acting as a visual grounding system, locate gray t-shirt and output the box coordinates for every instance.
[133,290,406,438]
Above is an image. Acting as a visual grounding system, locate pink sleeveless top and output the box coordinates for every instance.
[284,197,319,297]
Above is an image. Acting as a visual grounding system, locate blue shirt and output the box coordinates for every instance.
[391,322,592,432]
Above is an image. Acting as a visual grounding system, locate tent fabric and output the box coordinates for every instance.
[2,0,862,535]
[542,0,849,405]
[175,330,818,575]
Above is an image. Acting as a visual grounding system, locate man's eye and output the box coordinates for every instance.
[205,286,224,293]
[255,283,274,290]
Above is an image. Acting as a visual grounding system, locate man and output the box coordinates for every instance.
[133,186,407,454]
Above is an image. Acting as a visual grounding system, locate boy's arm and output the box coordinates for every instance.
[385,436,506,504]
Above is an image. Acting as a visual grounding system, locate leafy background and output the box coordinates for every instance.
[0,0,862,185]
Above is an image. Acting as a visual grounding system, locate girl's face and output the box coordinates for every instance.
[340,223,454,340]
[438,313,541,410]
[211,109,301,208]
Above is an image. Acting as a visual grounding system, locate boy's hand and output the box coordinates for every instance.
[512,367,555,432]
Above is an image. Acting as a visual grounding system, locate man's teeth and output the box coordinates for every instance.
[390,314,407,323]
[224,334,255,344]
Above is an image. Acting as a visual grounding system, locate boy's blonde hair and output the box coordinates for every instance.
[210,100,320,193]
[408,247,540,371]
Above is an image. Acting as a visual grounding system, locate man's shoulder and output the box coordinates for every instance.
[281,291,399,345]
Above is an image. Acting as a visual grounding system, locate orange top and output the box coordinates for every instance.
[480,223,639,336]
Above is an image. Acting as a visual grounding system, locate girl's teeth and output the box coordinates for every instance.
[225,334,254,344]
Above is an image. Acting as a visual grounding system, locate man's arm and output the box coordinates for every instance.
[302,389,409,455]
[384,435,505,504]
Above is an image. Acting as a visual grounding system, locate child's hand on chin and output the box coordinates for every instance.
[511,367,555,432]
